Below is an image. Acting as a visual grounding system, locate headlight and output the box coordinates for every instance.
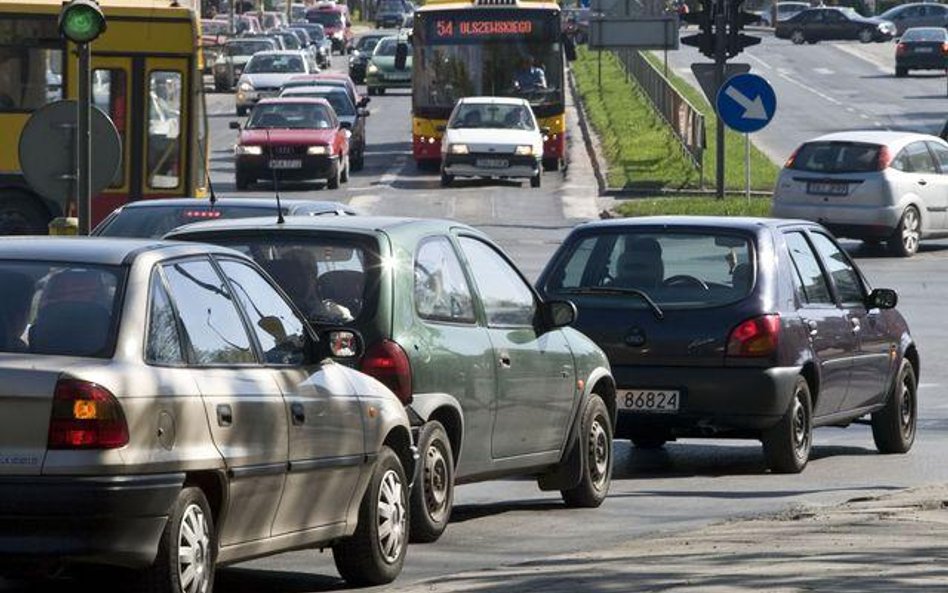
[238,81,254,92]
[367,64,378,74]
[307,145,329,155]
[235,145,262,155]
[333,31,343,39]
[515,145,533,156]
[449,144,469,155]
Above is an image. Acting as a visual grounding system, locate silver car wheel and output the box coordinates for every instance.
[423,443,449,521]
[899,369,916,440]
[901,208,920,254]
[178,503,212,593]
[588,417,610,490]
[791,30,805,44]
[791,389,810,457]
[377,469,406,564]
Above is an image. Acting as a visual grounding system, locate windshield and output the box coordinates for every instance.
[379,1,406,12]
[226,40,272,56]
[0,262,124,357]
[790,141,882,173]
[542,232,755,308]
[449,102,535,130]
[245,54,306,73]
[202,20,229,35]
[307,11,343,28]
[413,9,564,112]
[902,28,947,42]
[247,102,334,129]
[374,37,406,56]
[278,32,302,50]
[357,36,384,51]
[283,90,355,116]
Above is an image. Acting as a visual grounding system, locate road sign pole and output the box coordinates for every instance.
[77,41,92,235]
[714,12,726,200]
[745,133,750,204]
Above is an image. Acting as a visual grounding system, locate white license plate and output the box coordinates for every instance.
[269,159,302,169]
[476,158,509,169]
[620,389,680,413]
[915,47,934,53]
[807,181,848,196]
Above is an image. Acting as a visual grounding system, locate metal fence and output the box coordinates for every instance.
[614,49,706,184]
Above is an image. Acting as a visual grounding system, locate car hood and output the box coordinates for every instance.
[218,54,253,66]
[241,72,304,88]
[370,56,412,72]
[444,128,541,150]
[860,15,893,26]
[240,128,337,145]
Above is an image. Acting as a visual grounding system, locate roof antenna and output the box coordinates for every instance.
[265,128,286,224]
[205,159,218,212]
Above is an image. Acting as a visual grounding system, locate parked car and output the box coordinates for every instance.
[93,197,357,238]
[213,37,278,92]
[440,97,544,188]
[231,97,351,190]
[537,216,919,474]
[775,7,897,43]
[879,2,948,36]
[291,21,333,68]
[350,32,392,83]
[376,0,413,29]
[772,131,948,256]
[166,216,617,543]
[280,85,369,170]
[306,3,353,54]
[895,27,948,76]
[236,50,319,115]
[0,237,413,590]
[366,35,412,96]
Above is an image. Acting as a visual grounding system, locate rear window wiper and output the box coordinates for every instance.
[559,286,664,320]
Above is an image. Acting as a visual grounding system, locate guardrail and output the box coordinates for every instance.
[614,49,706,186]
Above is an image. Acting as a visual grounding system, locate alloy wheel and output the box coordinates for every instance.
[377,469,406,564]
[177,503,212,593]
[901,208,920,255]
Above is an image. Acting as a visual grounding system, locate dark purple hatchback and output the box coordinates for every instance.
[537,216,919,473]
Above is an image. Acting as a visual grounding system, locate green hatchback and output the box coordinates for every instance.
[365,35,412,95]
[167,216,617,543]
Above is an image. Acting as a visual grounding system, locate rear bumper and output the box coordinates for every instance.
[613,365,799,437]
[896,55,948,69]
[0,473,184,568]
[771,202,901,239]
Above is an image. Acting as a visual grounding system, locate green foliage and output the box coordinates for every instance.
[614,195,774,217]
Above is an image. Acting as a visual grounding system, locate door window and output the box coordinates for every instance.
[147,70,183,189]
[809,233,864,304]
[925,142,948,174]
[218,259,308,365]
[785,232,833,305]
[905,141,938,174]
[458,237,536,327]
[92,69,127,188]
[414,237,476,324]
[145,269,184,365]
[162,258,255,365]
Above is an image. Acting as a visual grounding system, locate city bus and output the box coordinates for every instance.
[0,0,208,233]
[410,0,572,171]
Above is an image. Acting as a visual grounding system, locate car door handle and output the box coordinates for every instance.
[918,179,927,186]
[499,355,511,368]
[805,319,818,336]
[850,317,861,333]
[291,402,305,426]
[216,404,233,427]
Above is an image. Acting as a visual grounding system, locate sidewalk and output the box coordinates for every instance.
[393,484,948,592]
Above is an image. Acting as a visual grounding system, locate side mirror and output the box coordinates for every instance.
[339,120,352,130]
[867,288,898,310]
[319,328,363,359]
[394,42,408,70]
[436,124,446,132]
[229,121,241,130]
[358,96,370,107]
[541,300,577,330]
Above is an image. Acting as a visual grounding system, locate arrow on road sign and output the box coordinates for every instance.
[724,86,768,120]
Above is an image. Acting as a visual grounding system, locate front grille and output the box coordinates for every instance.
[270,145,306,156]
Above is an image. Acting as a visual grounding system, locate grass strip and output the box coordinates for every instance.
[614,195,773,217]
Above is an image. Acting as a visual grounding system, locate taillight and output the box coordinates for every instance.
[877,145,893,171]
[726,314,780,358]
[360,340,413,404]
[896,42,907,55]
[48,380,129,449]
[942,42,948,54]
[784,147,800,169]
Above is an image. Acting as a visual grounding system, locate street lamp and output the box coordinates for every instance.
[59,0,107,44]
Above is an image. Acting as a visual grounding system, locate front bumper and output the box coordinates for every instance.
[771,201,901,240]
[612,365,800,438]
[0,473,184,568]
[443,153,540,179]
[236,154,338,181]
[366,73,411,89]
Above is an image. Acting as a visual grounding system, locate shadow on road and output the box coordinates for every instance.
[215,567,344,593]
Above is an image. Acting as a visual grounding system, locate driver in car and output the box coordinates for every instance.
[513,57,547,92]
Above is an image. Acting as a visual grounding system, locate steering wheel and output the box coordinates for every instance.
[662,275,710,291]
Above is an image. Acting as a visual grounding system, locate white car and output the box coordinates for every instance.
[440,97,544,188]
[772,131,948,257]
[235,50,318,116]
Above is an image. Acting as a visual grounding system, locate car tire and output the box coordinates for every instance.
[561,394,613,508]
[440,170,454,187]
[327,160,342,190]
[378,87,387,95]
[895,66,908,77]
[871,359,917,454]
[888,205,921,257]
[858,28,874,43]
[367,87,376,96]
[137,487,216,593]
[542,157,560,172]
[530,172,541,188]
[235,171,252,191]
[340,155,350,183]
[409,421,454,543]
[790,30,805,44]
[332,446,408,586]
[761,376,812,474]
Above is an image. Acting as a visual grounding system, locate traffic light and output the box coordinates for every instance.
[680,0,716,60]
[725,0,760,58]
[59,0,107,44]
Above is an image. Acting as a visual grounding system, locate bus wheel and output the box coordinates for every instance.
[0,194,51,235]
[542,157,560,172]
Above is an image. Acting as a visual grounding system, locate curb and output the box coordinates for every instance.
[567,69,608,197]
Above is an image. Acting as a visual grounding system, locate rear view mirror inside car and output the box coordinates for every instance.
[715,236,747,248]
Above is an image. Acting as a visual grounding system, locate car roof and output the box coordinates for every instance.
[457,96,529,107]
[0,237,237,266]
[256,96,332,107]
[283,85,346,94]
[111,197,354,213]
[166,215,482,238]
[249,50,309,57]
[569,215,823,234]
[802,130,940,148]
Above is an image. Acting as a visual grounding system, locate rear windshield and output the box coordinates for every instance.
[195,236,373,325]
[541,231,755,308]
[246,54,305,74]
[308,11,343,27]
[0,262,124,357]
[283,90,354,116]
[95,206,279,238]
[902,28,947,42]
[789,141,882,173]
[226,40,273,56]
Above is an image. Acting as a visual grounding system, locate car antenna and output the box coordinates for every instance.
[205,161,218,212]
[265,128,286,224]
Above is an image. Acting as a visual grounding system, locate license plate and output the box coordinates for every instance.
[620,389,680,413]
[807,181,848,196]
[269,159,301,169]
[476,158,509,169]
[915,47,934,53]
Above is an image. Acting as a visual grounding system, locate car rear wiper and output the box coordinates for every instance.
[559,286,664,320]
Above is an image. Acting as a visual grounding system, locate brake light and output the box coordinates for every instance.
[726,315,780,358]
[896,42,907,55]
[942,42,948,54]
[877,145,893,171]
[360,340,413,404]
[184,210,222,219]
[784,147,800,169]
[48,380,129,449]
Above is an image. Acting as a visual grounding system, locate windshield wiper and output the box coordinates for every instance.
[559,286,664,320]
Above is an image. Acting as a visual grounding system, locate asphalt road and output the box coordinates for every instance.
[7,46,948,592]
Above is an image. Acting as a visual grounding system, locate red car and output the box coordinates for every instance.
[306,2,353,54]
[230,98,351,190]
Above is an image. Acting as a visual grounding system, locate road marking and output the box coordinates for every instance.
[832,43,890,74]
[348,194,381,210]
[813,67,834,75]
[746,53,773,70]
[775,69,844,106]
[378,157,406,186]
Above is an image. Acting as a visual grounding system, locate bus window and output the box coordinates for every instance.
[0,47,63,111]
[147,71,182,190]
[93,69,127,188]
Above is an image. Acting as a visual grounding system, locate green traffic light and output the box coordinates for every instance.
[61,2,106,43]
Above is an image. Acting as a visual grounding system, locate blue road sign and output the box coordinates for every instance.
[715,73,776,134]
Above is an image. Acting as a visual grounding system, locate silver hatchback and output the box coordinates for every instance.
[0,238,413,592]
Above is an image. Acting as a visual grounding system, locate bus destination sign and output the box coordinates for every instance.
[422,10,557,44]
